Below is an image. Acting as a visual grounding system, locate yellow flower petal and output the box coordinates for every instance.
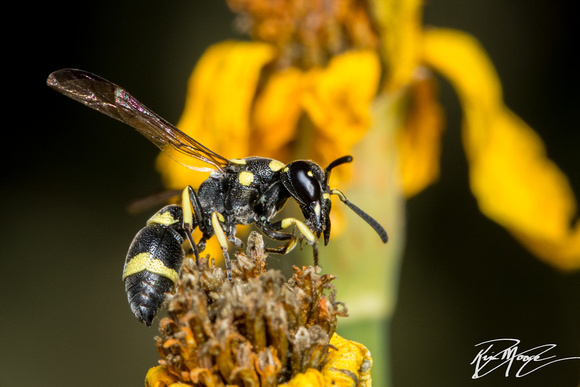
[148,334,371,387]
[278,333,372,387]
[368,0,423,91]
[302,50,381,171]
[156,40,277,190]
[279,368,325,387]
[397,68,445,197]
[250,67,304,160]
[422,28,580,269]
[144,365,180,387]
[474,109,580,269]
[321,333,373,387]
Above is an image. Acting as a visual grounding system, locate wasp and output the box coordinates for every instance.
[47,69,388,326]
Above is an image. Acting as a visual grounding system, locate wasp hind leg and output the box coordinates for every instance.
[181,186,205,270]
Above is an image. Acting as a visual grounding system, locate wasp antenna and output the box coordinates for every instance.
[324,155,353,185]
[330,189,389,243]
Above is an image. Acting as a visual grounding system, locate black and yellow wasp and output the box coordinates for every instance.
[48,69,388,326]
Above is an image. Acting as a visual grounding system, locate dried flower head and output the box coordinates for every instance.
[147,232,370,386]
[227,0,379,67]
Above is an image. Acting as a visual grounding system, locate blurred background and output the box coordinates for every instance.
[4,0,578,385]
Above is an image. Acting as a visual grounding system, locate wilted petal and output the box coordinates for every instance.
[422,28,580,269]
[156,41,277,189]
[397,67,445,197]
[302,50,381,170]
[368,0,424,91]
[473,109,580,269]
[279,368,325,386]
[250,67,304,160]
[321,333,372,387]
[145,365,180,387]
[278,333,371,386]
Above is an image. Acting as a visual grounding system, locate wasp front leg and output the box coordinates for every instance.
[257,225,297,255]
[259,218,320,266]
[122,205,186,326]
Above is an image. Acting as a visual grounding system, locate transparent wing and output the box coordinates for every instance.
[47,68,230,172]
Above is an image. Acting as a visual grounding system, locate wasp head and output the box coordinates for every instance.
[280,156,355,245]
[280,160,331,244]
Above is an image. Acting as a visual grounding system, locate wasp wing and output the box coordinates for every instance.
[126,189,182,215]
[47,68,230,172]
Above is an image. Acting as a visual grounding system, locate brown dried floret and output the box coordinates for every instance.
[226,0,379,67]
[152,232,350,385]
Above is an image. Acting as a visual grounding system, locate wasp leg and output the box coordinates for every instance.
[265,238,300,255]
[277,218,317,244]
[184,186,205,225]
[211,211,233,281]
[181,186,203,270]
[196,237,208,253]
[258,227,293,241]
[256,223,296,254]
[262,218,319,266]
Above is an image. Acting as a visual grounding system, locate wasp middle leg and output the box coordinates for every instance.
[210,211,234,281]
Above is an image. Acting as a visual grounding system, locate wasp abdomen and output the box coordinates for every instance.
[123,205,185,326]
[124,270,174,326]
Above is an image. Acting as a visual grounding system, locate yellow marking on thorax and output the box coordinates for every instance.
[147,211,178,226]
[229,158,247,165]
[269,160,285,171]
[238,171,254,186]
[122,252,179,284]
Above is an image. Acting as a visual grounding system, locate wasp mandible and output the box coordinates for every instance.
[47,69,388,326]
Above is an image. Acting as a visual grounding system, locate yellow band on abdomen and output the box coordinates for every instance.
[122,252,179,284]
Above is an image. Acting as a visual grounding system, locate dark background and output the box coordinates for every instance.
[4,0,578,385]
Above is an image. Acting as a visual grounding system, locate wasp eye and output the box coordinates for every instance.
[288,162,321,203]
